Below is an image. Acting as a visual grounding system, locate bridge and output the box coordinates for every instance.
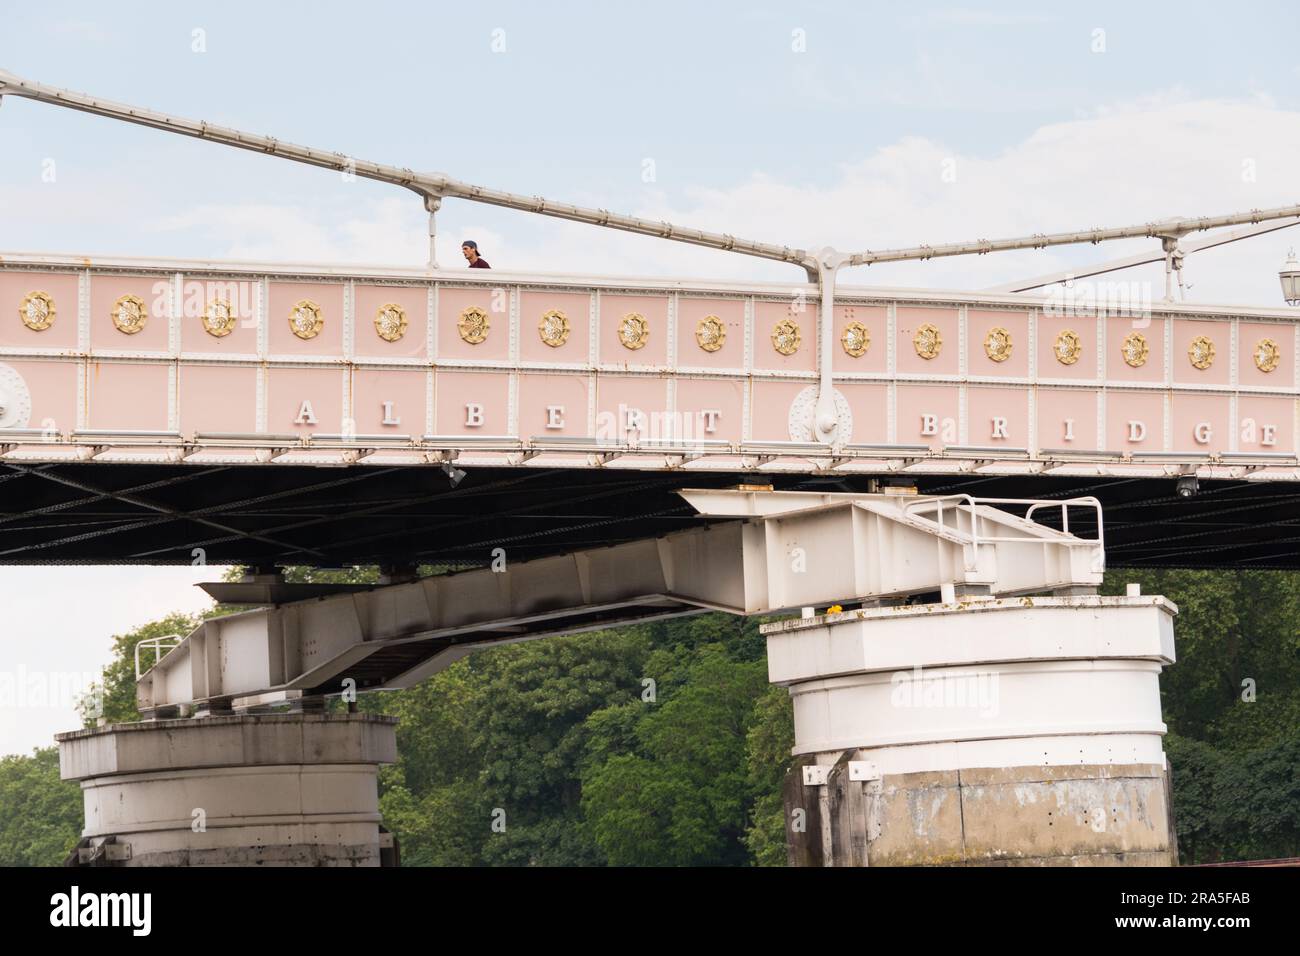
[3,69,1298,866]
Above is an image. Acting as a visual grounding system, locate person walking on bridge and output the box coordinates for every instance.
[462,240,491,268]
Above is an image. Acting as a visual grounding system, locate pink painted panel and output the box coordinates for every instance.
[437,286,509,362]
[520,291,591,364]
[967,309,1030,378]
[896,307,959,376]
[1239,321,1294,388]
[178,278,259,354]
[1238,396,1294,453]
[434,370,509,435]
[1036,388,1100,451]
[598,294,669,367]
[676,378,744,444]
[1172,319,1231,386]
[896,384,960,448]
[1103,315,1165,383]
[832,305,887,374]
[753,300,818,373]
[1170,393,1231,453]
[0,271,80,350]
[517,373,590,437]
[352,368,427,435]
[675,296,745,370]
[5,359,78,434]
[353,285,429,359]
[1037,312,1099,382]
[267,281,345,356]
[837,383,888,444]
[89,275,171,353]
[967,387,1029,446]
[1104,390,1164,452]
[595,376,670,442]
[266,367,345,434]
[750,380,806,441]
[86,362,169,430]
[179,365,257,436]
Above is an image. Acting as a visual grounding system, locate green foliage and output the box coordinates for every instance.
[1102,569,1300,738]
[1105,569,1300,863]
[581,644,769,865]
[744,686,796,866]
[366,613,791,866]
[378,777,484,867]
[0,747,82,866]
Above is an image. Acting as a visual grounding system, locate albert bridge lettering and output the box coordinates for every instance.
[0,258,1294,466]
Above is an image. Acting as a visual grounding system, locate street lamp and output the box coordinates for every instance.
[1281,249,1300,305]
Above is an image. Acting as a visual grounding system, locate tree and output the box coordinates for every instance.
[744,685,795,866]
[581,643,769,866]
[0,747,82,866]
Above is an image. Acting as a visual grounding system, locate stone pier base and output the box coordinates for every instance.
[57,713,398,867]
[767,595,1180,867]
[785,754,1176,866]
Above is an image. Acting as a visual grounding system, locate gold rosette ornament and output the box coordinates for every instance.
[1121,331,1148,368]
[375,303,408,343]
[203,300,237,338]
[1054,329,1081,365]
[539,309,570,348]
[771,318,800,356]
[984,326,1012,362]
[841,321,869,357]
[458,306,489,344]
[618,313,649,350]
[1188,335,1215,370]
[1254,338,1280,373]
[112,294,148,335]
[19,291,55,331]
[913,323,942,359]
[289,300,323,340]
[695,315,725,353]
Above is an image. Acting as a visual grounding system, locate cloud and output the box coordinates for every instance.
[912,8,1057,27]
[46,19,113,41]
[96,91,1300,306]
[500,90,1300,306]
[152,197,426,265]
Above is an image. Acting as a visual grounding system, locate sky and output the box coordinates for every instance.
[1,1,1299,754]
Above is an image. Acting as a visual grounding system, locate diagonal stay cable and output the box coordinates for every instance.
[313,473,704,558]
[0,464,410,558]
[2,463,330,558]
[0,466,224,527]
[126,467,566,559]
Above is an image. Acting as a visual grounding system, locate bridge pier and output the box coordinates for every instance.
[53,488,1175,867]
[57,713,397,867]
[770,595,1179,866]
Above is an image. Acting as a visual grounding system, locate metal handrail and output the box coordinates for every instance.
[135,635,183,680]
[904,494,1105,572]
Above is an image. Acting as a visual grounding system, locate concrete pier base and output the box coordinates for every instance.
[768,595,1180,866]
[57,713,398,867]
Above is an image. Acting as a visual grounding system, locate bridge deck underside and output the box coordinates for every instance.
[1,463,1297,570]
